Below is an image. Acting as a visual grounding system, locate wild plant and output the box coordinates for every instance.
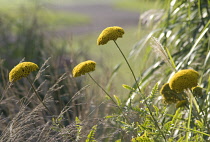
[0,0,209,141]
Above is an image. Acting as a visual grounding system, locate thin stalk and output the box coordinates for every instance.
[191,95,200,114]
[186,89,200,116]
[186,90,193,142]
[87,73,129,123]
[113,40,167,141]
[0,82,13,102]
[26,77,53,116]
[114,41,141,93]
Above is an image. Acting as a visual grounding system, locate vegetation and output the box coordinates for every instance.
[0,0,209,141]
[0,0,89,29]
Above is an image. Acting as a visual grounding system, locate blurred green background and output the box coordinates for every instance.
[0,0,160,94]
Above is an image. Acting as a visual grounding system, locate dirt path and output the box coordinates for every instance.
[47,2,140,37]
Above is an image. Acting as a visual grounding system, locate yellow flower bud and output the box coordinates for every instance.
[160,83,183,104]
[9,62,39,82]
[97,26,124,45]
[192,86,203,97]
[169,69,199,93]
[72,60,96,77]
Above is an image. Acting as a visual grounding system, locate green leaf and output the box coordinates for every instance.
[149,82,159,99]
[195,120,204,129]
[165,47,176,70]
[114,95,122,106]
[86,125,97,142]
[122,84,135,91]
[153,105,159,116]
[163,121,173,130]
[75,117,82,141]
[175,127,210,137]
[172,108,181,123]
[105,115,116,119]
[177,136,185,142]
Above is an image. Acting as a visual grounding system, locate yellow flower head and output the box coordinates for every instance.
[192,86,203,97]
[97,26,124,45]
[169,69,199,93]
[72,60,96,77]
[9,62,39,82]
[176,100,188,108]
[160,83,184,104]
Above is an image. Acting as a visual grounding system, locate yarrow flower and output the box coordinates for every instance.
[72,60,96,77]
[192,86,203,97]
[97,26,124,45]
[160,83,185,104]
[9,62,39,82]
[169,69,199,93]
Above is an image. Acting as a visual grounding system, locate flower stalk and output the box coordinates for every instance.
[97,26,166,141]
[186,89,193,142]
[113,40,166,141]
[26,77,53,116]
[87,73,129,123]
[9,61,53,116]
[72,60,130,122]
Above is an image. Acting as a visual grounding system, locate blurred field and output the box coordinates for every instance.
[0,0,159,115]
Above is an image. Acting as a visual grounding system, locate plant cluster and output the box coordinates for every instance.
[0,0,209,142]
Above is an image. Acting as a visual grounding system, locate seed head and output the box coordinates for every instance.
[9,62,39,82]
[97,26,124,45]
[169,69,199,93]
[72,60,96,77]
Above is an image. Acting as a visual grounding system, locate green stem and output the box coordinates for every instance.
[113,40,167,141]
[186,90,193,142]
[113,41,141,93]
[186,89,200,116]
[191,95,200,114]
[87,73,129,123]
[26,77,53,116]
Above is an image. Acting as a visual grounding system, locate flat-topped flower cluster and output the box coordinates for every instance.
[9,62,39,82]
[160,69,201,107]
